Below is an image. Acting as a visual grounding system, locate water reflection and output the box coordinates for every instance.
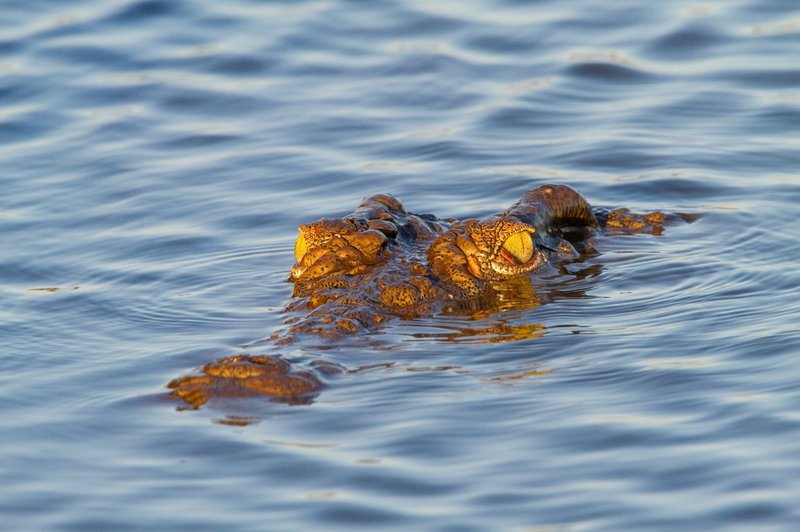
[404,319,545,345]
[488,363,553,382]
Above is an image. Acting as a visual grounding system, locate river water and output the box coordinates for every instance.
[2,0,799,529]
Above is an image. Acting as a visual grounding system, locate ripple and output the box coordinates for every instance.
[719,66,800,89]
[36,42,136,68]
[565,60,655,83]
[205,53,272,76]
[644,21,731,59]
[461,30,543,54]
[479,104,581,132]
[104,0,178,23]
[0,109,64,145]
[155,88,261,117]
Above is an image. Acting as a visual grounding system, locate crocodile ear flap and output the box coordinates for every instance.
[466,255,482,278]
[455,235,482,278]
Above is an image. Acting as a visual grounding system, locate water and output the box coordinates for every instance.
[2,0,799,529]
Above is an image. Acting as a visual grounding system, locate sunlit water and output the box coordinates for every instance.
[2,0,799,529]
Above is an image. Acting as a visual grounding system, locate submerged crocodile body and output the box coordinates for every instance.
[168,185,668,409]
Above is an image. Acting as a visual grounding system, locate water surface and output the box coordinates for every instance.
[2,0,799,529]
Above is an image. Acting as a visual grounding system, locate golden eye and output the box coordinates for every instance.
[294,232,308,263]
[502,231,533,263]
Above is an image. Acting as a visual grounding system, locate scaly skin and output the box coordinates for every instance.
[167,355,321,410]
[169,185,668,409]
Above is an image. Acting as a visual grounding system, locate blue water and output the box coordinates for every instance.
[2,0,799,529]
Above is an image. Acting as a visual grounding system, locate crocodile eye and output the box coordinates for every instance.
[502,231,534,263]
[294,232,308,263]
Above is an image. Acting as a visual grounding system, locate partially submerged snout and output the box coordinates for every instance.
[290,218,388,281]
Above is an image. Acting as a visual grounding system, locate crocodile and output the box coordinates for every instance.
[168,184,671,409]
